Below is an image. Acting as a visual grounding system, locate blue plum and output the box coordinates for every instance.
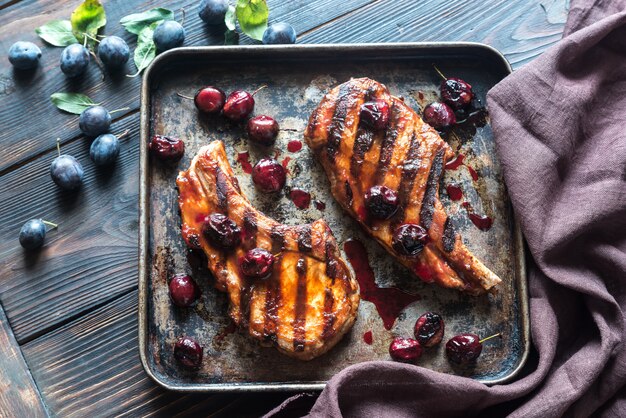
[79,106,111,137]
[198,0,228,25]
[51,154,84,190]
[60,44,90,77]
[19,219,47,250]
[262,22,296,45]
[90,133,120,165]
[97,36,130,70]
[8,41,42,70]
[153,21,185,52]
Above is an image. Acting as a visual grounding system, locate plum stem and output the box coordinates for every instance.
[433,64,447,81]
[56,138,61,157]
[88,50,106,81]
[110,107,131,114]
[180,8,186,27]
[479,333,502,344]
[176,92,195,100]
[251,85,267,97]
[116,129,130,140]
[82,33,101,44]
[42,220,58,229]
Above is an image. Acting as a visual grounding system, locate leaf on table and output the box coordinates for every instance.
[35,20,78,47]
[235,0,268,41]
[225,5,237,31]
[71,0,107,47]
[50,92,98,114]
[131,22,158,76]
[224,30,239,45]
[120,8,174,35]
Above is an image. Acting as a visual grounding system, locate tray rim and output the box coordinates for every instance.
[138,42,530,392]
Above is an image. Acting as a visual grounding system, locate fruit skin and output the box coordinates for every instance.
[389,337,422,363]
[392,223,429,256]
[60,44,90,77]
[364,185,399,220]
[198,0,229,25]
[202,213,241,249]
[97,36,130,70]
[174,336,203,368]
[252,158,286,193]
[247,115,279,146]
[153,20,185,52]
[169,274,200,307]
[19,219,47,250]
[239,248,275,280]
[414,312,445,348]
[441,78,474,110]
[446,333,482,365]
[90,133,120,166]
[8,41,42,70]
[149,135,185,161]
[194,86,226,113]
[50,154,84,190]
[423,102,456,130]
[262,22,297,44]
[222,90,254,121]
[360,99,390,130]
[79,106,112,137]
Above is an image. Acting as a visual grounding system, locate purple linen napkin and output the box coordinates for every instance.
[266,0,626,416]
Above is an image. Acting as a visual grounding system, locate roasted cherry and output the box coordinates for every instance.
[252,158,286,193]
[423,102,456,130]
[149,135,185,161]
[445,332,501,365]
[194,86,226,113]
[360,99,390,130]
[174,336,203,368]
[239,248,275,280]
[440,78,474,111]
[247,115,279,146]
[364,185,399,220]
[392,224,429,256]
[414,312,444,347]
[202,213,241,249]
[169,274,200,307]
[389,337,422,363]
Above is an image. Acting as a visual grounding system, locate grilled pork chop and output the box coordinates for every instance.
[177,141,360,360]
[305,77,502,295]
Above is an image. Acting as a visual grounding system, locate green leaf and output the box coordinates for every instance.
[71,0,107,47]
[35,20,78,47]
[224,30,239,45]
[132,23,157,75]
[50,92,98,114]
[235,0,268,41]
[120,8,173,35]
[225,6,237,31]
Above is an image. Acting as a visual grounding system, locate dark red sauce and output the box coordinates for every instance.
[414,262,435,283]
[363,331,373,345]
[418,91,424,100]
[236,151,253,174]
[466,165,479,181]
[289,188,311,209]
[287,140,303,153]
[344,239,420,330]
[446,184,463,201]
[462,201,493,231]
[281,156,291,172]
[314,200,326,211]
[445,154,465,170]
[214,322,237,343]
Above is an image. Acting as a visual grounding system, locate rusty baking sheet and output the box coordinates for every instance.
[138,43,529,392]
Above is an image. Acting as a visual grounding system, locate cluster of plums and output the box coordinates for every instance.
[388,311,501,366]
[422,68,476,131]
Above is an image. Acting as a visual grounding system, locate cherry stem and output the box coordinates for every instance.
[176,92,195,100]
[432,64,447,81]
[251,85,267,97]
[110,107,131,114]
[42,220,58,229]
[56,138,61,157]
[479,333,502,344]
[116,129,130,140]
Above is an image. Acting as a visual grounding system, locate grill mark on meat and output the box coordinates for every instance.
[345,181,353,206]
[297,225,312,253]
[420,148,445,230]
[293,257,308,352]
[327,83,354,163]
[350,127,374,179]
[263,226,286,343]
[242,209,258,249]
[375,102,399,183]
[392,131,420,227]
[322,287,336,341]
[270,226,286,253]
[215,166,229,212]
[442,217,456,253]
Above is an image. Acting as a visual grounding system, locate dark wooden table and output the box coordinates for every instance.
[0,1,567,416]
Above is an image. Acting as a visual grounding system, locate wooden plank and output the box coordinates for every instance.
[0,0,373,174]
[0,303,48,417]
[300,0,568,69]
[21,291,291,417]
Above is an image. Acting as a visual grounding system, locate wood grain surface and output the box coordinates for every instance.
[0,0,567,415]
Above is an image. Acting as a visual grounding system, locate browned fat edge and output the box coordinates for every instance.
[374,101,400,184]
[242,208,258,249]
[214,166,229,213]
[442,217,456,253]
[392,131,420,228]
[349,127,374,180]
[322,241,337,341]
[263,226,285,343]
[297,225,312,253]
[293,257,308,352]
[419,148,445,230]
[326,83,356,163]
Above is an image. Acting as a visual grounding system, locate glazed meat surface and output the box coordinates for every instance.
[305,77,502,295]
[177,141,360,360]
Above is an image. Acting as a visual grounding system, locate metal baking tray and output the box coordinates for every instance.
[138,43,529,392]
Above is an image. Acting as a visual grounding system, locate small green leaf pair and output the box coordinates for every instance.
[36,0,106,48]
